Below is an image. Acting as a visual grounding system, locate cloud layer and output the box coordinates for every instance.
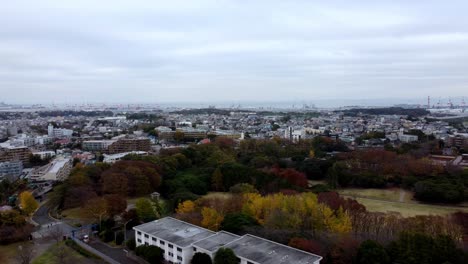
[1,0,468,104]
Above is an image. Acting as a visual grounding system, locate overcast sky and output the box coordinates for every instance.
[1,0,468,104]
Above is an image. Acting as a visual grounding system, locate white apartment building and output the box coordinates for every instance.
[134,217,322,264]
[47,124,73,138]
[82,140,116,152]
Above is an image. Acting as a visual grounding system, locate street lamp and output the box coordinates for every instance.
[123,219,133,244]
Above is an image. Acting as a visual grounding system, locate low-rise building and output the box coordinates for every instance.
[134,217,322,264]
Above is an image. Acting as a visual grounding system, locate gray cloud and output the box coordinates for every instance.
[1,0,467,104]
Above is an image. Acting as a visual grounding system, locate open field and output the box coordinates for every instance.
[202,192,234,200]
[338,188,414,203]
[352,197,468,217]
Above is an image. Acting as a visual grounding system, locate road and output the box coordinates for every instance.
[32,203,138,264]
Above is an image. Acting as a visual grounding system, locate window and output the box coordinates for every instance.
[152,237,157,241]
[160,241,165,245]
[193,247,197,252]
[145,242,149,246]
[168,244,173,249]
[144,234,149,238]
[177,256,182,261]
[169,252,174,257]
[177,247,182,252]
[247,262,254,264]
[137,239,141,243]
[137,231,141,235]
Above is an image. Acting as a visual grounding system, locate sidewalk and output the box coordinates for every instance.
[87,239,139,264]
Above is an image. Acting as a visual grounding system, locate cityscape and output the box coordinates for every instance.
[1,1,468,264]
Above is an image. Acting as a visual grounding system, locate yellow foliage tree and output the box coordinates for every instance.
[201,207,224,231]
[176,200,196,214]
[242,192,351,234]
[19,191,38,216]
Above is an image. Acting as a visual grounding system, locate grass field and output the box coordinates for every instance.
[202,192,234,200]
[352,197,468,217]
[338,188,414,202]
[337,187,468,216]
[32,241,101,264]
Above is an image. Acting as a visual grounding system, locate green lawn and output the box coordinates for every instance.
[0,242,28,264]
[32,241,102,264]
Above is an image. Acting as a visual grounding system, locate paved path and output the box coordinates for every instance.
[88,240,139,264]
[32,203,139,264]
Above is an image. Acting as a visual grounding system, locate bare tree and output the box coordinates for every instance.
[16,244,35,264]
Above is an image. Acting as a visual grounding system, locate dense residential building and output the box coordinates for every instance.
[0,145,31,164]
[31,151,56,160]
[447,134,468,149]
[134,217,322,264]
[0,161,23,181]
[29,156,72,181]
[108,137,151,154]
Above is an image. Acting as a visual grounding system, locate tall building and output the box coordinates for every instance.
[134,217,322,264]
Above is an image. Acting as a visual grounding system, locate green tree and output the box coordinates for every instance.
[191,252,213,264]
[355,240,390,264]
[135,245,163,264]
[220,213,258,233]
[214,248,239,264]
[135,198,156,222]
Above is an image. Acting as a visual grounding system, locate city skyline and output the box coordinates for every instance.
[2,0,468,103]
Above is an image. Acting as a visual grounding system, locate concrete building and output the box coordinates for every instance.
[31,151,56,160]
[47,124,73,138]
[103,151,147,163]
[29,157,72,181]
[398,133,418,143]
[0,161,23,181]
[134,217,322,264]
[447,134,468,149]
[82,140,116,152]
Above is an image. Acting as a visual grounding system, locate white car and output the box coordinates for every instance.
[83,235,89,243]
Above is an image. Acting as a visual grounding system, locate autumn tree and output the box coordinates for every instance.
[201,207,224,231]
[104,194,127,217]
[19,191,38,216]
[288,237,323,256]
[83,197,107,230]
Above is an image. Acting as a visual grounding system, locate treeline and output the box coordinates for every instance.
[170,108,244,115]
[327,149,468,203]
[340,107,429,117]
[37,110,114,117]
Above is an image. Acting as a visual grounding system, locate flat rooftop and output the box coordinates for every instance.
[133,217,215,248]
[225,234,322,264]
[192,231,240,253]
